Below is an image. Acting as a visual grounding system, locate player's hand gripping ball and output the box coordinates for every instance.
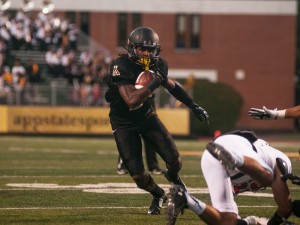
[135,70,154,89]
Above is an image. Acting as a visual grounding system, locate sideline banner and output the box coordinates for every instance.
[0,106,8,133]
[4,106,190,136]
[157,108,189,135]
[7,106,111,134]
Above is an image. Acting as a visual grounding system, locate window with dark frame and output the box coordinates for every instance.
[66,11,76,24]
[118,13,142,47]
[176,14,201,50]
[118,13,128,47]
[80,12,90,35]
[176,14,186,48]
[190,15,200,49]
[132,13,141,30]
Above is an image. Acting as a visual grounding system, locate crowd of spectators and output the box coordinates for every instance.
[0,9,78,52]
[0,9,111,106]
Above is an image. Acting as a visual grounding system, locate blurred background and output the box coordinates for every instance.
[0,0,298,136]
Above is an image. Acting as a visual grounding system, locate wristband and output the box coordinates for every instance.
[277,110,286,119]
[146,76,161,93]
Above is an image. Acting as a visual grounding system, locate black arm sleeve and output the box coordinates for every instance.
[147,76,161,93]
[168,82,195,108]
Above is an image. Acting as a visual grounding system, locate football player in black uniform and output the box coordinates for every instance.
[117,94,164,175]
[105,26,209,215]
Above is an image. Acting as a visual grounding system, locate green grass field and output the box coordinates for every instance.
[0,135,299,225]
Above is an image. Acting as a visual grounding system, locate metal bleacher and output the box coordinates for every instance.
[10,50,47,65]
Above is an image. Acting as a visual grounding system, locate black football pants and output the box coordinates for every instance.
[113,115,180,176]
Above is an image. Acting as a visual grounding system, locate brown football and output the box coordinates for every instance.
[135,70,154,89]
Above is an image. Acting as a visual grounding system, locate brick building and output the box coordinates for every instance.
[11,0,297,131]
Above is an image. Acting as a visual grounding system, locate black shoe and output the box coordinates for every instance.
[149,168,165,175]
[148,195,167,215]
[166,185,187,225]
[164,171,186,190]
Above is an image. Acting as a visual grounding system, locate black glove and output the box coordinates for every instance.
[152,70,167,85]
[191,104,209,124]
[248,107,278,120]
[281,173,300,185]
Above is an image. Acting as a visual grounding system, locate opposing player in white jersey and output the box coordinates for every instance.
[166,130,298,225]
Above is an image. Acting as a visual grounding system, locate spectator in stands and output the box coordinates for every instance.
[26,59,41,84]
[79,50,92,67]
[1,66,13,104]
[2,66,13,86]
[45,47,61,78]
[91,82,101,106]
[69,58,83,85]
[0,24,11,45]
[12,59,26,87]
[67,23,78,50]
[12,59,27,104]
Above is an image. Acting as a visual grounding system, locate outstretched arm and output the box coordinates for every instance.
[249,105,300,120]
[164,78,209,124]
[285,105,300,118]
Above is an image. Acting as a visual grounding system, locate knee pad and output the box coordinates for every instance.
[166,157,182,172]
[132,172,155,191]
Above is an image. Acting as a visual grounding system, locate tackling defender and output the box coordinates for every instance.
[105,27,209,215]
[166,130,298,225]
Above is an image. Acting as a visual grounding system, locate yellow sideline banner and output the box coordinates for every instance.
[0,106,8,133]
[157,108,189,135]
[2,106,190,135]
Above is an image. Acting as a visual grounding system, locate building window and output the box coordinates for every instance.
[132,13,141,30]
[66,11,76,24]
[176,15,186,48]
[190,15,200,49]
[80,12,90,35]
[118,13,142,47]
[176,14,201,50]
[118,13,128,47]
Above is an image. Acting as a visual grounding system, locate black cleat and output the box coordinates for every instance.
[206,141,242,171]
[164,171,186,190]
[166,185,187,225]
[148,195,167,215]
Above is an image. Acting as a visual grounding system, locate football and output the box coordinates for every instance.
[135,70,154,89]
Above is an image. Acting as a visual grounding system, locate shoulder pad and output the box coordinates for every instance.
[110,57,132,84]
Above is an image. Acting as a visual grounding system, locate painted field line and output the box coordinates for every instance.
[0,175,204,178]
[4,183,277,197]
[0,205,276,210]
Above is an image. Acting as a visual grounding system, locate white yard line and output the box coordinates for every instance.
[3,183,279,197]
[0,175,204,178]
[0,205,276,210]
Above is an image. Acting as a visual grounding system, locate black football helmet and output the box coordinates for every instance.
[127,27,160,70]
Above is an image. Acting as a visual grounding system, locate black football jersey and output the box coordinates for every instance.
[105,55,168,129]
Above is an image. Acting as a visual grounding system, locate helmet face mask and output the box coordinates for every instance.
[127,27,160,70]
